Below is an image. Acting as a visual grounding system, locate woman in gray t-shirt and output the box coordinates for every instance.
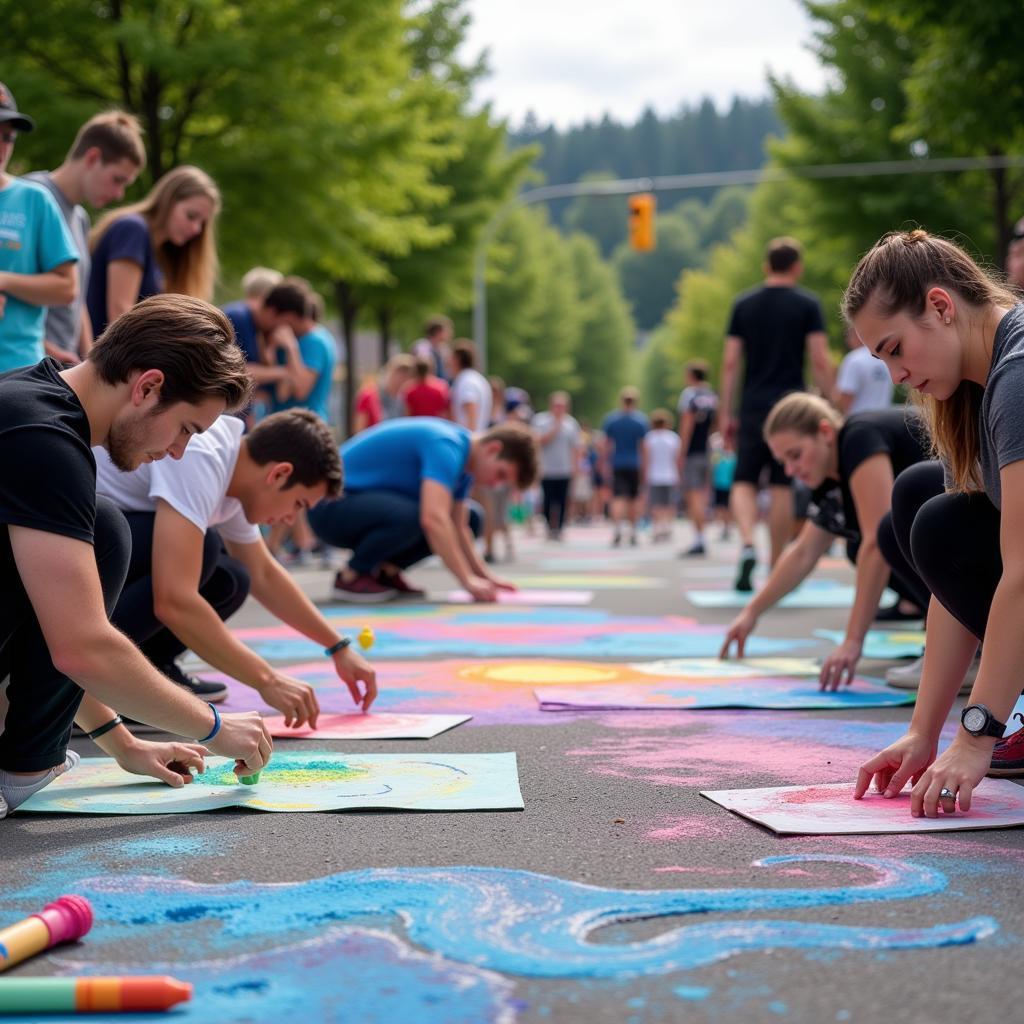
[842,229,1024,818]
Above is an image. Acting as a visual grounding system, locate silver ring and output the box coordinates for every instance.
[939,787,955,800]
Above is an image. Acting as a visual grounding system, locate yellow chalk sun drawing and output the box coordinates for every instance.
[457,662,638,686]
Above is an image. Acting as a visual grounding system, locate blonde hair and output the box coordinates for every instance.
[91,165,221,301]
[763,392,842,442]
[650,407,674,429]
[241,266,282,299]
[842,229,1018,491]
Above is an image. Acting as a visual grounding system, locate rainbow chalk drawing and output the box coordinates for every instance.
[702,779,1024,834]
[535,675,913,711]
[228,607,812,661]
[264,712,471,740]
[685,581,897,609]
[816,628,926,660]
[15,752,523,815]
[439,588,594,605]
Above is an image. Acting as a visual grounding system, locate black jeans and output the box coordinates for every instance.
[883,460,1000,640]
[0,497,131,772]
[111,512,251,667]
[308,491,482,574]
[541,477,570,533]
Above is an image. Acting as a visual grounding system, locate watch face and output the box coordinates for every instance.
[963,707,987,733]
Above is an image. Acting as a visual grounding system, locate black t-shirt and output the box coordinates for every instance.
[0,359,97,590]
[727,284,826,419]
[808,407,928,542]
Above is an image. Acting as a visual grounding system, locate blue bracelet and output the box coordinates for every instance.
[198,701,221,743]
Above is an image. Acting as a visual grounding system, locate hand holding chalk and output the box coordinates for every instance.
[0,895,93,972]
[358,627,375,651]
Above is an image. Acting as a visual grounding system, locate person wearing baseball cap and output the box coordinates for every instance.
[0,81,80,373]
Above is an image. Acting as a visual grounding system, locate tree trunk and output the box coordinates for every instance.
[335,281,360,438]
[378,307,393,367]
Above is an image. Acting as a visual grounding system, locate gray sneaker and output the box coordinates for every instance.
[885,654,977,695]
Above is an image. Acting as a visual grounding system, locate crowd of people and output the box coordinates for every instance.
[3,78,1024,823]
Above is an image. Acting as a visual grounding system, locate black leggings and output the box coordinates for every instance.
[0,497,131,772]
[111,512,251,668]
[882,461,1000,640]
[541,477,570,533]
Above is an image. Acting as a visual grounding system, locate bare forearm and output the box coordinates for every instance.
[0,270,76,307]
[251,563,338,649]
[747,541,818,616]
[844,540,891,644]
[247,363,291,385]
[457,522,489,577]
[424,518,473,585]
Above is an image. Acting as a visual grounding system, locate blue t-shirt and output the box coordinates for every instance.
[341,419,473,501]
[0,179,80,372]
[223,301,260,363]
[602,409,650,469]
[271,324,337,422]
[87,213,164,337]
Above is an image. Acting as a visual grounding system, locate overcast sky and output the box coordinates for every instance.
[461,0,830,129]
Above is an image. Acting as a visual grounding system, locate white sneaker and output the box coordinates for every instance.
[885,654,977,695]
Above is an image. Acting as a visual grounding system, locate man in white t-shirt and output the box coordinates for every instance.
[448,339,492,432]
[96,409,377,723]
[641,409,682,543]
[834,327,893,415]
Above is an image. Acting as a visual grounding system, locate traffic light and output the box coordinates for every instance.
[628,192,656,252]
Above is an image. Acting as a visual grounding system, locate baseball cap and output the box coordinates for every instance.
[0,82,35,133]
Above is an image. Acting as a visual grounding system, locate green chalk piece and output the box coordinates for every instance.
[0,978,76,1013]
[239,771,261,785]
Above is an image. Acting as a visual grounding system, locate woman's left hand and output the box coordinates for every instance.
[910,738,994,817]
[489,575,518,592]
[114,739,208,788]
[819,639,862,691]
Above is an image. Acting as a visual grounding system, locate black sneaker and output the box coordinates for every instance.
[159,661,228,703]
[735,549,756,592]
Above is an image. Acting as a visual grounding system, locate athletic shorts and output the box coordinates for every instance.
[682,454,710,492]
[713,487,731,509]
[612,467,641,499]
[734,425,789,487]
[648,484,674,507]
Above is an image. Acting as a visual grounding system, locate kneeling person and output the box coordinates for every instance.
[96,408,376,722]
[310,418,538,602]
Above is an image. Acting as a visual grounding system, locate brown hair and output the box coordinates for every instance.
[413,355,433,380]
[69,110,146,168]
[245,409,342,497]
[451,339,477,371]
[763,392,842,442]
[425,315,452,339]
[88,295,253,411]
[767,237,802,273]
[481,421,539,488]
[650,408,674,430]
[91,165,220,300]
[842,229,1018,491]
[686,359,710,382]
[264,280,310,318]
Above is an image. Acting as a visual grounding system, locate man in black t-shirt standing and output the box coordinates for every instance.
[719,237,834,590]
[0,295,274,818]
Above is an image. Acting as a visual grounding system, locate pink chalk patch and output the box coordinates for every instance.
[702,779,1024,835]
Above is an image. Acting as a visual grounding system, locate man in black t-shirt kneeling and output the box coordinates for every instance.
[719,238,834,591]
[0,295,273,818]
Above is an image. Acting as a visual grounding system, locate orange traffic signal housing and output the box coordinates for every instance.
[628,193,656,251]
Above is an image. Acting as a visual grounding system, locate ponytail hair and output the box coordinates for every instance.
[842,230,1017,491]
[763,391,841,443]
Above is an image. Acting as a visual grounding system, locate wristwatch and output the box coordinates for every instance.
[960,703,1006,739]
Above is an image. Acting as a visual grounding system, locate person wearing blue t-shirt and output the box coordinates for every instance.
[0,84,79,372]
[601,386,650,547]
[308,419,538,603]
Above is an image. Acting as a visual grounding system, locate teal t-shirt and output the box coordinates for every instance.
[271,324,337,422]
[341,419,473,501]
[0,178,79,372]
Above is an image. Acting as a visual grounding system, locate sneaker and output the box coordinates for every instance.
[612,533,622,548]
[375,568,426,599]
[735,548,756,592]
[885,654,976,695]
[989,716,1024,777]
[874,602,924,623]
[332,571,398,603]
[680,541,706,557]
[629,534,638,547]
[159,661,229,703]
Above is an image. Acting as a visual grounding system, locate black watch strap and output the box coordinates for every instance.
[961,703,1007,739]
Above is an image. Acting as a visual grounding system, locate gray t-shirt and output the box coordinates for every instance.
[979,304,1024,508]
[532,411,581,479]
[24,172,91,353]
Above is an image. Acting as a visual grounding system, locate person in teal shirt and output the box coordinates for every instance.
[0,83,79,372]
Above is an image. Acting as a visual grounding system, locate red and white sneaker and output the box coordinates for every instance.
[376,568,426,599]
[989,714,1024,778]
[332,571,398,603]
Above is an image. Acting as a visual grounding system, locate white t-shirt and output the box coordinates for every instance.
[643,429,682,485]
[451,368,492,431]
[836,346,893,414]
[94,415,261,544]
